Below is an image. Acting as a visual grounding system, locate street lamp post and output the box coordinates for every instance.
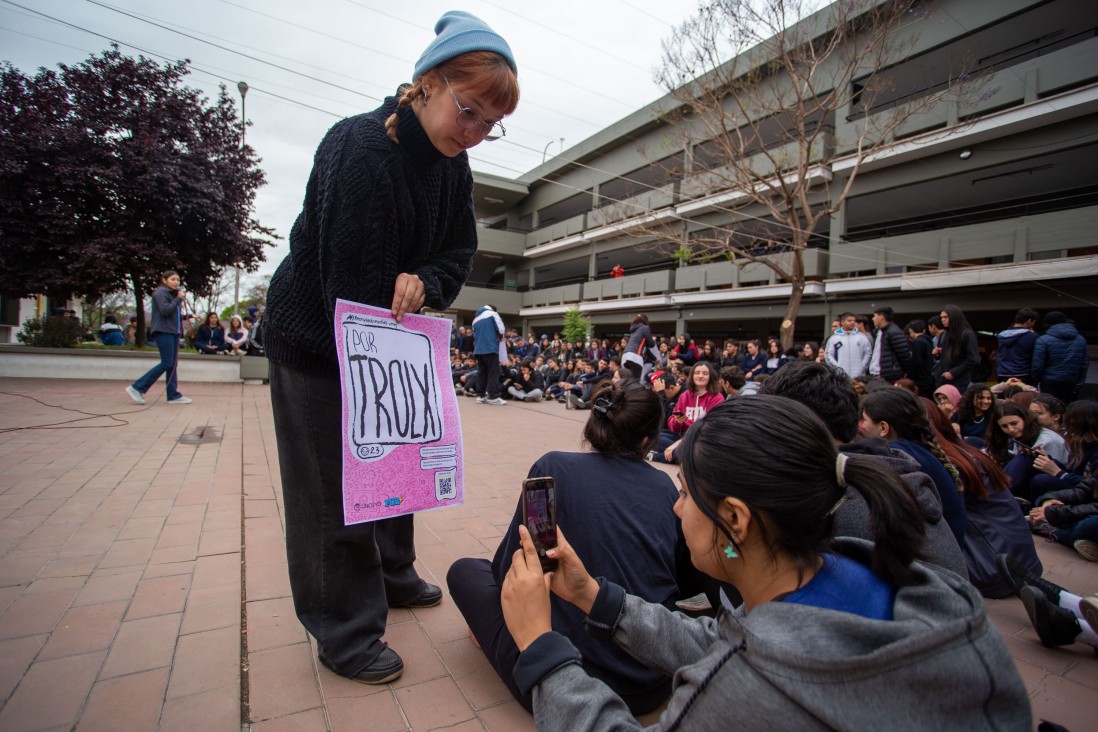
[234,81,248,317]
[541,137,565,163]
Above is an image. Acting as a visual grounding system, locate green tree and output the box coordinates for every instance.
[562,307,590,344]
[0,46,277,345]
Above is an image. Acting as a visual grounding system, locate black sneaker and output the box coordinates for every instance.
[390,582,443,609]
[1020,585,1080,647]
[319,646,404,685]
[996,554,1061,603]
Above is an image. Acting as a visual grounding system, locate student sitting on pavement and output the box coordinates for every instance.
[508,360,545,402]
[448,379,705,715]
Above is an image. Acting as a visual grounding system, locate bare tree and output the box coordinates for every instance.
[631,0,986,348]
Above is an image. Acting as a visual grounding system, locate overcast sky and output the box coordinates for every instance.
[1,0,705,284]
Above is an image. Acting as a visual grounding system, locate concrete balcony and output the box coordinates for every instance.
[583,270,673,300]
[451,284,522,315]
[675,249,829,291]
[829,205,1098,275]
[476,226,526,258]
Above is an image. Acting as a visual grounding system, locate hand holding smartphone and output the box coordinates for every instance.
[521,477,558,572]
[1012,438,1039,458]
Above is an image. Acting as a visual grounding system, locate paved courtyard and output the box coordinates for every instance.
[0,377,1096,731]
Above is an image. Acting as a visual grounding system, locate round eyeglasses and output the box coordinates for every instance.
[443,76,505,141]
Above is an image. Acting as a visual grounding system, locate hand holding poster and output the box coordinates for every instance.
[335,299,464,524]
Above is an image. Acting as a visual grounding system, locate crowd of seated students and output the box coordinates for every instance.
[446,356,1051,728]
[440,305,1093,699]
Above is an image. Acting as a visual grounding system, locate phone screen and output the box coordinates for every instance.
[522,477,558,572]
[1012,438,1038,457]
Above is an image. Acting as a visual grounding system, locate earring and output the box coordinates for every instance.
[724,545,738,559]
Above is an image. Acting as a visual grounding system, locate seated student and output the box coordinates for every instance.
[763,339,788,374]
[1027,400,1098,562]
[98,314,125,346]
[647,370,684,463]
[760,360,968,577]
[860,388,968,547]
[448,379,704,714]
[740,339,766,381]
[718,365,746,399]
[500,396,1030,731]
[668,333,699,367]
[224,315,249,355]
[1029,393,1066,436]
[566,359,611,410]
[195,312,231,354]
[507,360,545,402]
[543,357,569,400]
[954,384,995,447]
[986,401,1069,501]
[662,361,723,463]
[921,397,1041,598]
[932,384,962,420]
[997,554,1098,649]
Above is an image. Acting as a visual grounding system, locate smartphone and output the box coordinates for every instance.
[1012,438,1039,457]
[671,410,685,417]
[521,477,558,572]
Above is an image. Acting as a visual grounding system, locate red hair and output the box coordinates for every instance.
[386,51,519,143]
[920,397,1009,499]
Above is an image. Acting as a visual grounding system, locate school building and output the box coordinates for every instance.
[447,0,1096,351]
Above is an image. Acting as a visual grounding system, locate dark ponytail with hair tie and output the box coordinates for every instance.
[680,395,926,588]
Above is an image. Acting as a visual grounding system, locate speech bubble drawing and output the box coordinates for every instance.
[342,320,444,458]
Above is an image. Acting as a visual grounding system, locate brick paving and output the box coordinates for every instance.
[0,376,1095,731]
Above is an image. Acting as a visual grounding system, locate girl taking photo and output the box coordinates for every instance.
[987,401,1068,501]
[499,397,1029,730]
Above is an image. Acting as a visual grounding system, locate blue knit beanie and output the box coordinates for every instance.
[413,11,516,81]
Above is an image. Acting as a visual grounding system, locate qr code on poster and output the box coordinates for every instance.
[435,469,456,501]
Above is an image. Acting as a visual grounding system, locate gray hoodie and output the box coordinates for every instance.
[836,438,968,579]
[517,539,1030,732]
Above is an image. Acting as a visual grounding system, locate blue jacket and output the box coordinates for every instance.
[148,285,183,337]
[472,306,504,356]
[996,327,1038,377]
[196,325,228,353]
[1032,323,1088,384]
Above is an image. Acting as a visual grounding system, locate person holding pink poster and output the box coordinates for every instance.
[262,12,519,685]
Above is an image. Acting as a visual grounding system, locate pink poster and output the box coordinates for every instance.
[334,299,464,525]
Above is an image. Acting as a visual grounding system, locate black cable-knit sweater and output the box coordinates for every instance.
[264,91,478,374]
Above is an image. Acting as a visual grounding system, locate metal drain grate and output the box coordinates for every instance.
[178,425,222,444]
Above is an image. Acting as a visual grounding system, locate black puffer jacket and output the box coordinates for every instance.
[875,322,912,381]
[1037,479,1098,526]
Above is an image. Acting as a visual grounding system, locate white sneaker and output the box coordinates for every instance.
[486,398,507,405]
[168,396,192,404]
[475,396,487,404]
[126,386,145,405]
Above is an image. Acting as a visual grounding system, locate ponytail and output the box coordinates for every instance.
[841,455,925,587]
[682,396,925,589]
[384,79,429,144]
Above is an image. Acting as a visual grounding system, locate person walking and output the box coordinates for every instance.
[260,12,519,685]
[126,270,192,405]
